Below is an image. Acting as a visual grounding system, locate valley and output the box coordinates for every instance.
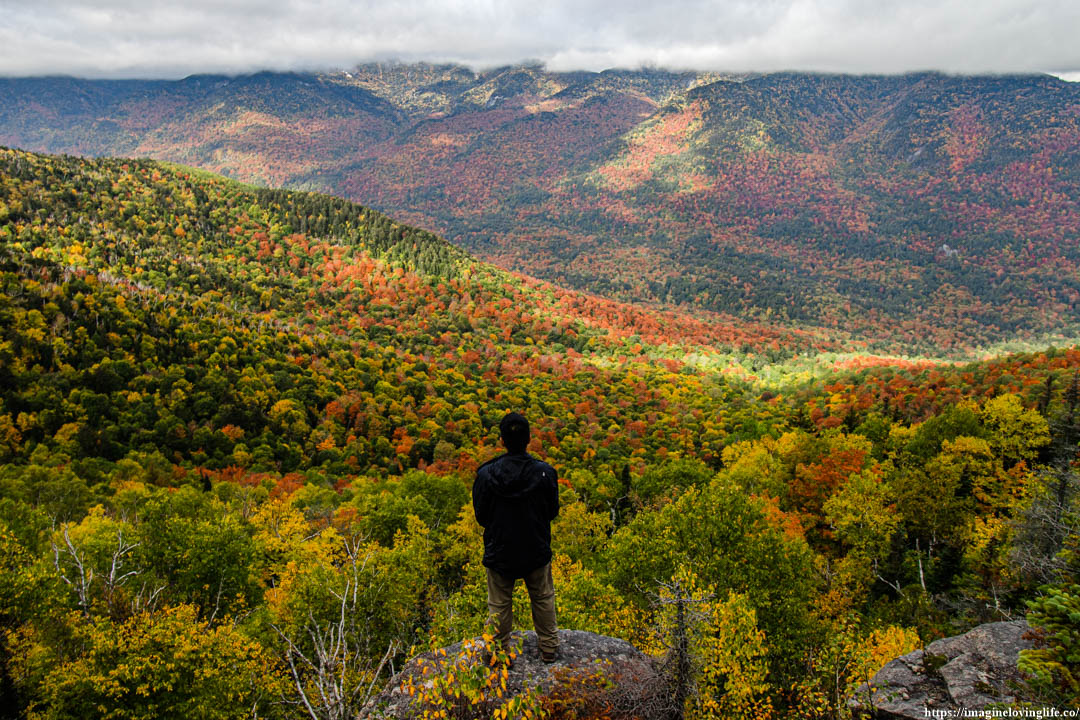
[4,66,1079,354]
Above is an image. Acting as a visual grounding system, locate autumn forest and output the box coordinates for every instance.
[3,66,1080,354]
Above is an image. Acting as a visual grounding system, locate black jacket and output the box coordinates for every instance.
[472,452,559,579]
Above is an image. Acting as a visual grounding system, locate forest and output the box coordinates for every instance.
[1,148,1079,718]
[2,67,1080,354]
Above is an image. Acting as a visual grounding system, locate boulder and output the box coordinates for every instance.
[360,629,671,719]
[849,620,1035,719]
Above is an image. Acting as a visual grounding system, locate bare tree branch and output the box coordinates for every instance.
[271,539,395,720]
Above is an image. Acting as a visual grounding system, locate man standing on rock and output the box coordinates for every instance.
[472,412,560,663]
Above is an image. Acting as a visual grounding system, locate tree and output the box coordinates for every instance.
[824,469,901,563]
[603,477,818,686]
[31,605,282,720]
[648,569,773,720]
[981,393,1050,469]
[1011,463,1080,585]
[136,489,262,622]
[1011,387,1080,586]
[268,516,432,720]
[1018,584,1080,706]
[0,520,64,720]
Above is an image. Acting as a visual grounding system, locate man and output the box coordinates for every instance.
[472,412,559,663]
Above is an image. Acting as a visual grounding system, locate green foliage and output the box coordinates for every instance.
[1019,584,1080,705]
[0,520,63,628]
[137,489,262,619]
[0,461,95,523]
[823,469,901,562]
[604,478,818,682]
[902,403,986,463]
[632,458,714,507]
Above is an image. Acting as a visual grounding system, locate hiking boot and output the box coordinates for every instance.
[541,648,558,664]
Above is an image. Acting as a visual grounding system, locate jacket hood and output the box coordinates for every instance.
[484,453,549,499]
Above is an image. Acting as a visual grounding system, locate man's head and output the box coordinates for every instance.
[500,412,530,454]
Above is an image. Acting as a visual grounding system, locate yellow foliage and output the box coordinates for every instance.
[857,625,921,685]
[405,634,546,720]
[651,568,774,720]
[29,605,282,720]
[550,553,642,643]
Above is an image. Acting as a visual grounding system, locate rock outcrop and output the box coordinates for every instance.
[361,630,670,719]
[849,620,1035,719]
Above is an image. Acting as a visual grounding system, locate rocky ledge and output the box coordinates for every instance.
[849,620,1035,719]
[360,629,670,719]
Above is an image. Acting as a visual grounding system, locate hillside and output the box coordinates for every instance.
[2,66,1079,354]
[0,147,821,477]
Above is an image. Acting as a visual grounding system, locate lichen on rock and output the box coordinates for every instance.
[848,620,1035,719]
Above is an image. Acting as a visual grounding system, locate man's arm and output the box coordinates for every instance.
[472,473,492,527]
[548,465,559,521]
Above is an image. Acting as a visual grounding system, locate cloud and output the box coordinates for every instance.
[0,0,1077,78]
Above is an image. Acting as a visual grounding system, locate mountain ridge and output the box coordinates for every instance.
[2,65,1079,354]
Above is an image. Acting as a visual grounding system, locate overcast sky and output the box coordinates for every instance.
[1,0,1078,79]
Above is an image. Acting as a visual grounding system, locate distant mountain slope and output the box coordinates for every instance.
[2,66,1078,353]
[557,72,1080,349]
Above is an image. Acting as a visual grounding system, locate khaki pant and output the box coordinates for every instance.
[485,563,558,654]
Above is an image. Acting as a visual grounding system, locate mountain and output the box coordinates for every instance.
[2,66,1079,353]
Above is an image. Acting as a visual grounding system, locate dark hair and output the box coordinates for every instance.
[499,412,530,454]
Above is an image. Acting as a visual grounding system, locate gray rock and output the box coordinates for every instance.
[360,629,670,719]
[849,620,1035,719]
